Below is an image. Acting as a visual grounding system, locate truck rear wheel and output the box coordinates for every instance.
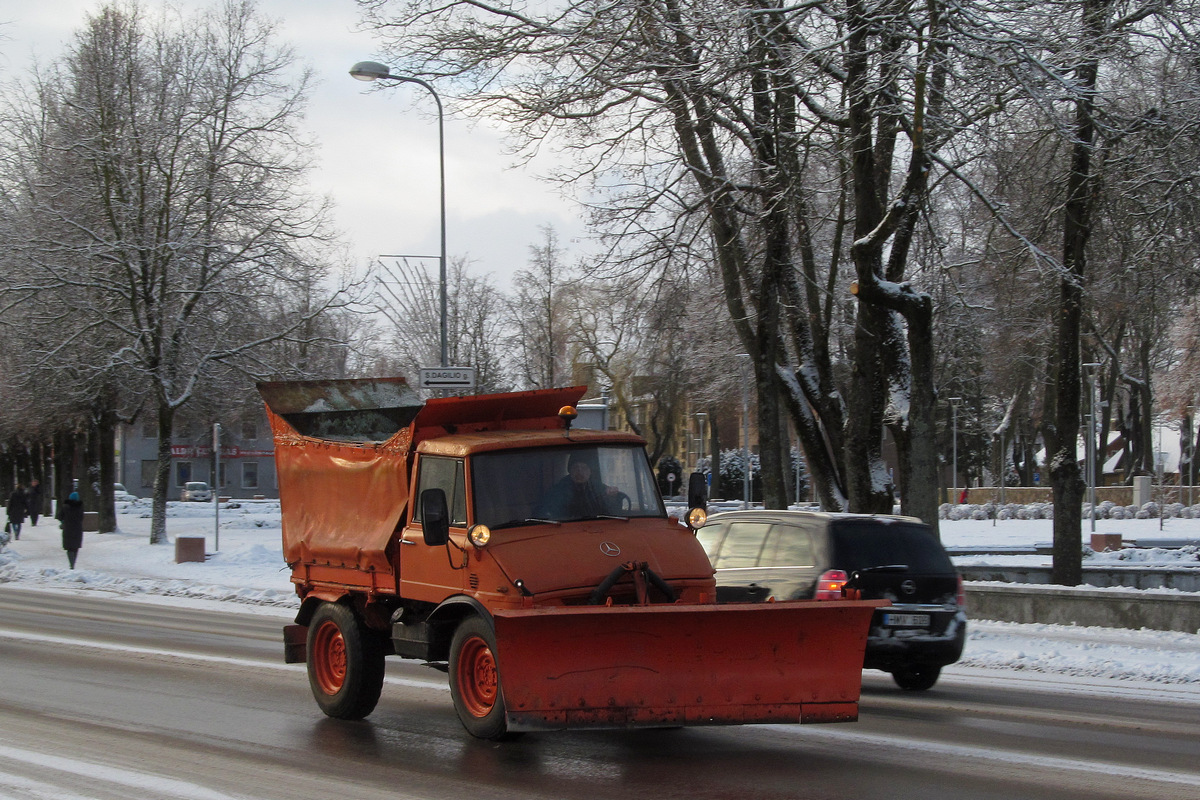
[449,616,510,740]
[307,602,386,719]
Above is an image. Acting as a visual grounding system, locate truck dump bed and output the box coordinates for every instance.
[259,377,424,582]
[258,378,591,589]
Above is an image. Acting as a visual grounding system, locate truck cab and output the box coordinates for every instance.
[402,433,715,610]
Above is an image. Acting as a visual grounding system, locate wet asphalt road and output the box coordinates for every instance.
[1,585,1198,800]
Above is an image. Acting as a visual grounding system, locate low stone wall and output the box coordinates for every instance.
[956,485,1198,506]
[960,564,1200,592]
[964,582,1200,634]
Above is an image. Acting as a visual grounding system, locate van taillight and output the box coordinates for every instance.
[956,575,966,609]
[815,569,849,600]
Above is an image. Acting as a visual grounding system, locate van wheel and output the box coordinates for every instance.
[307,602,386,719]
[891,666,941,691]
[449,616,512,740]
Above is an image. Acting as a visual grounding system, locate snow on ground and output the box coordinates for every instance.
[1,499,1199,689]
[0,498,296,608]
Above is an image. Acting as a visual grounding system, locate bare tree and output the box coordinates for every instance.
[507,226,575,390]
[0,0,356,543]
[377,255,511,391]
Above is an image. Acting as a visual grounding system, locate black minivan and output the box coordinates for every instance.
[698,510,967,690]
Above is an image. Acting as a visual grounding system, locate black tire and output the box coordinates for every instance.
[891,665,941,691]
[306,602,387,719]
[448,616,512,740]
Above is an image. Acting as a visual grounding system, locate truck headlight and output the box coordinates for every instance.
[686,507,707,529]
[468,524,491,547]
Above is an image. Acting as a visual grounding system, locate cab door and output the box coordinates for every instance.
[399,455,469,603]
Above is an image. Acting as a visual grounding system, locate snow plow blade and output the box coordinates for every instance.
[493,600,885,732]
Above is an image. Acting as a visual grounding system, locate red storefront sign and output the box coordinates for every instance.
[169,445,274,459]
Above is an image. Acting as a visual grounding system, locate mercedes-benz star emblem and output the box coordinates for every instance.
[901,579,917,595]
[600,541,621,557]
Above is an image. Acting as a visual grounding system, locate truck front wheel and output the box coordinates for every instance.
[307,602,386,719]
[449,616,510,740]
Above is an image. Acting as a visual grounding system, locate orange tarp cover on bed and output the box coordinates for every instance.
[259,378,423,580]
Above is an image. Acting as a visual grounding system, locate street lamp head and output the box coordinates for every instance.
[350,61,393,82]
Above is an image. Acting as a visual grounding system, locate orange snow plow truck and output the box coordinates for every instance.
[259,377,884,740]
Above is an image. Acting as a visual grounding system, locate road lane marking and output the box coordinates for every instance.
[0,628,447,691]
[773,725,1200,789]
[0,742,242,800]
[0,770,100,800]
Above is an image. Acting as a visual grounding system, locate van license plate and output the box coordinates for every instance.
[883,613,930,627]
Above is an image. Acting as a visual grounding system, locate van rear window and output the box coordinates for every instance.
[830,521,954,574]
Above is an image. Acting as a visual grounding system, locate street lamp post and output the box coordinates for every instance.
[1083,362,1100,532]
[950,397,962,504]
[737,354,751,509]
[1189,403,1196,507]
[212,422,221,552]
[351,61,448,368]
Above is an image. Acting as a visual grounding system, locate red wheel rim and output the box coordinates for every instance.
[312,619,347,695]
[456,635,498,717]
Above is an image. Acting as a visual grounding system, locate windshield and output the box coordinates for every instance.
[471,445,665,527]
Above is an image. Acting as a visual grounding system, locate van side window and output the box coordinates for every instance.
[762,524,814,567]
[695,524,727,567]
[415,456,467,527]
[714,522,772,568]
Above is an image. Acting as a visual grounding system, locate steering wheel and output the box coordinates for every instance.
[610,491,631,512]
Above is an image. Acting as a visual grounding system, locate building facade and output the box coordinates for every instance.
[116,409,277,500]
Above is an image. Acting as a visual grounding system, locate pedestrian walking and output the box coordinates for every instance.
[27,479,43,526]
[57,491,85,569]
[7,483,29,540]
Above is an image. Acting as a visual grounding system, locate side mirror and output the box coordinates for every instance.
[420,488,450,546]
[687,472,707,509]
[686,472,709,530]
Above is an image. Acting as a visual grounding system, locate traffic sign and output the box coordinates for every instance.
[419,367,477,390]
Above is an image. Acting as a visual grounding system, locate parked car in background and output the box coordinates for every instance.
[698,510,967,690]
[113,483,137,501]
[180,481,212,502]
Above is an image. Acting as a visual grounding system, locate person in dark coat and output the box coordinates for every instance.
[57,491,85,569]
[6,484,29,541]
[27,479,43,526]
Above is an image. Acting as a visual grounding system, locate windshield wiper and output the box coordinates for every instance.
[488,517,563,530]
[856,564,909,574]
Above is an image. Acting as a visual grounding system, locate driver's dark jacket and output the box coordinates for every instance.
[537,476,605,518]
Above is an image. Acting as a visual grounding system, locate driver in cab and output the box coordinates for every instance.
[538,453,619,519]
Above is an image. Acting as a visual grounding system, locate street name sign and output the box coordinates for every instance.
[419,367,477,391]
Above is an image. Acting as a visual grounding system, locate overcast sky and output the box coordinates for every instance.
[2,0,585,289]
